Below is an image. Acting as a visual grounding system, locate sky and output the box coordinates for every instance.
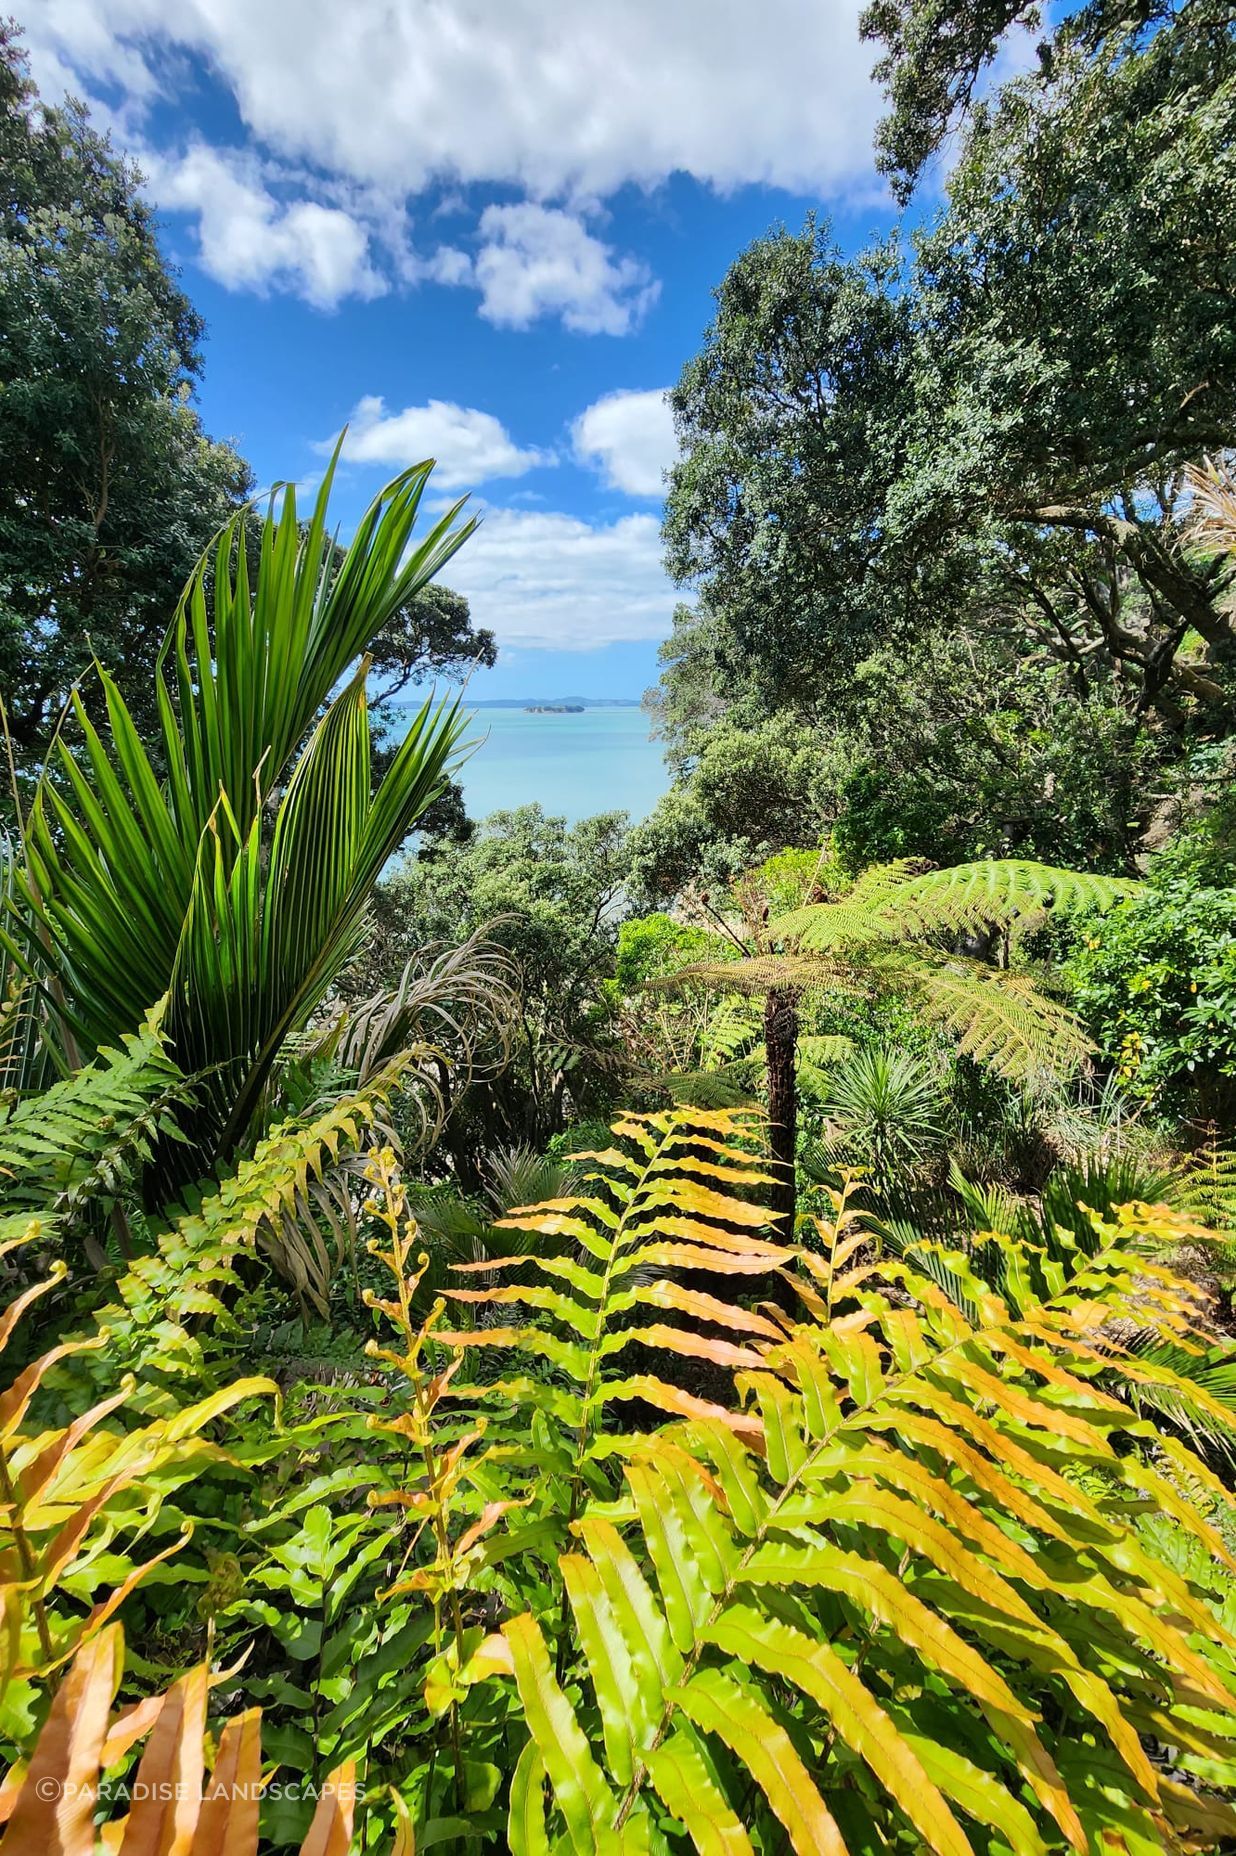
[21,0,904,701]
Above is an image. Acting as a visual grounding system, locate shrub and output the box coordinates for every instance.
[1069,873,1236,1111]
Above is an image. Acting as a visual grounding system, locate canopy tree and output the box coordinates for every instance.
[0,29,250,772]
[663,0,1236,793]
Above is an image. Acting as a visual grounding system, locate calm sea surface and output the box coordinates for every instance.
[422,705,671,827]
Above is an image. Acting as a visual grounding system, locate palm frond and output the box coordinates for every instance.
[13,458,477,1191]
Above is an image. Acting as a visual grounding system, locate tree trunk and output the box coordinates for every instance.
[764,987,799,1251]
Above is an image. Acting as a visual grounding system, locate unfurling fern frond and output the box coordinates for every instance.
[477,1179,1236,1855]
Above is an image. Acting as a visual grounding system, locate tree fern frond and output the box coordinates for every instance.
[647,954,847,998]
[914,957,1092,1082]
[782,859,1138,950]
[879,859,1140,941]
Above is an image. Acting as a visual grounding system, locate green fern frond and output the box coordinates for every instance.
[1172,1137,1236,1243]
[880,859,1140,940]
[913,957,1092,1082]
[490,1191,1236,1855]
[0,1003,191,1223]
[781,859,1139,951]
[88,1048,427,1394]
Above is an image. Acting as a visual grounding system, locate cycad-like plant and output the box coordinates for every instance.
[9,453,476,1193]
[822,1042,947,1186]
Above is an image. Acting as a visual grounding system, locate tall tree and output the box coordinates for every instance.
[663,0,1236,785]
[0,27,251,770]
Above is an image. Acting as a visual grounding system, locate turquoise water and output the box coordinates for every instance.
[433,705,670,826]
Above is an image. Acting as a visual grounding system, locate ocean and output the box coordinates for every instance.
[422,704,671,827]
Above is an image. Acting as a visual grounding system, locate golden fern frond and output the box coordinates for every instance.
[913,955,1093,1081]
[0,1624,372,1855]
[489,1191,1236,1855]
[443,1107,794,1448]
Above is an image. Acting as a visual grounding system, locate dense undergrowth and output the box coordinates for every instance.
[2,0,1236,1846]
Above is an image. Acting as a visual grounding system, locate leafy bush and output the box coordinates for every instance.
[615,914,717,992]
[1069,873,1236,1110]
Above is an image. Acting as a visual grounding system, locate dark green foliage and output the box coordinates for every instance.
[1069,870,1236,1111]
[0,28,251,778]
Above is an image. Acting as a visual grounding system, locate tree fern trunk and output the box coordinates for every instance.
[764,986,799,1251]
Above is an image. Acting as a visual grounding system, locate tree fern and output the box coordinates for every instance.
[479,1179,1236,1854]
[779,859,1140,951]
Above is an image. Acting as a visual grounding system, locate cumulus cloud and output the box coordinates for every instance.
[24,0,882,199]
[573,388,676,495]
[446,205,658,335]
[447,509,675,649]
[148,144,383,308]
[323,397,553,489]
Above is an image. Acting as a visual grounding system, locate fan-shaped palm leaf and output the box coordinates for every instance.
[11,452,477,1191]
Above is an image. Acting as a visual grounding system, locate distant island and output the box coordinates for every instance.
[525,703,584,714]
[457,697,643,710]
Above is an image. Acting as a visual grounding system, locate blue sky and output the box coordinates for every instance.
[23,0,906,701]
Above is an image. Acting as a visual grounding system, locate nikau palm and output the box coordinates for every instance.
[10,451,476,1190]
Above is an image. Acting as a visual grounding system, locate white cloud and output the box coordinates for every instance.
[573,388,676,496]
[324,397,552,489]
[447,509,675,649]
[24,0,882,200]
[149,144,383,308]
[462,205,658,335]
